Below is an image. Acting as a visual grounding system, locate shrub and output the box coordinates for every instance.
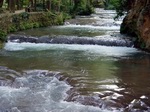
[0,29,7,42]
[8,25,17,32]
[33,22,40,28]
[20,12,29,20]
[55,13,64,25]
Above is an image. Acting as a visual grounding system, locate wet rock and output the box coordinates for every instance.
[0,66,21,86]
[7,34,134,47]
[51,37,72,44]
[0,66,20,76]
[125,99,150,111]
[0,66,8,70]
[36,36,52,43]
[8,35,37,43]
[72,95,103,107]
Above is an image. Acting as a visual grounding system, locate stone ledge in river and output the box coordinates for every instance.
[7,34,134,47]
[8,35,37,43]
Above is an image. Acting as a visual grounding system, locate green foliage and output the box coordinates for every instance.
[12,12,29,23]
[104,0,115,10]
[92,0,104,8]
[62,12,72,20]
[71,0,94,15]
[0,10,65,41]
[0,42,3,49]
[23,0,29,6]
[0,0,95,44]
[20,12,29,20]
[54,13,64,25]
[8,25,17,32]
[1,0,95,18]
[103,0,128,19]
[75,4,94,15]
[12,15,20,23]
[113,0,128,19]
[33,22,40,28]
[20,22,33,30]
[61,0,74,13]
[103,0,116,9]
[0,8,6,13]
[0,29,7,42]
[39,12,55,26]
[140,42,146,49]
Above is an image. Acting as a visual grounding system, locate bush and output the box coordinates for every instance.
[12,15,20,23]
[70,0,94,16]
[55,13,64,25]
[8,25,17,32]
[0,29,7,42]
[20,12,29,20]
[33,22,40,28]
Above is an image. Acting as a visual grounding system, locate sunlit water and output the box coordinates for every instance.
[0,8,150,112]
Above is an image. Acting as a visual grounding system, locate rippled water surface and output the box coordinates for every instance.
[0,8,150,112]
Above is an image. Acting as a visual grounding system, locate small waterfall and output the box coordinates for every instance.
[7,34,133,47]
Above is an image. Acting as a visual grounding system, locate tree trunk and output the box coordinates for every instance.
[9,0,16,13]
[34,0,36,11]
[46,0,51,10]
[16,0,21,10]
[0,0,4,8]
[74,0,80,7]
[30,0,34,7]
[58,0,61,12]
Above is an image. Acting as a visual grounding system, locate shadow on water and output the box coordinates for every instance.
[113,54,150,111]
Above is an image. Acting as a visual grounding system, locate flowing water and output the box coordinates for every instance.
[0,8,150,112]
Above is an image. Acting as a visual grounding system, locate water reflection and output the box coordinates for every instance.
[113,54,150,111]
[1,7,150,111]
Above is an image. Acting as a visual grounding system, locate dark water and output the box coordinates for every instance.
[0,8,150,112]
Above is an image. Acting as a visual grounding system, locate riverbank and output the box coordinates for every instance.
[120,0,150,52]
[0,41,3,49]
[0,11,68,42]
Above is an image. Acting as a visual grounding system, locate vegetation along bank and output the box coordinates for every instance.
[1,0,149,52]
[0,0,94,42]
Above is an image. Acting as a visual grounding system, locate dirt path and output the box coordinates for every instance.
[0,9,25,18]
[15,9,25,14]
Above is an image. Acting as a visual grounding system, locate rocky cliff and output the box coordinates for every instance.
[121,0,150,51]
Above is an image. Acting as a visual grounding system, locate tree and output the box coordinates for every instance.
[0,0,94,15]
[9,0,16,13]
[16,0,24,10]
[0,0,4,8]
[46,0,51,10]
[30,0,34,7]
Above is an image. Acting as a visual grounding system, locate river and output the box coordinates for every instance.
[0,8,150,112]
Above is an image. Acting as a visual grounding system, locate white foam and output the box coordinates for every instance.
[4,42,139,57]
[57,24,120,30]
[0,70,110,112]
